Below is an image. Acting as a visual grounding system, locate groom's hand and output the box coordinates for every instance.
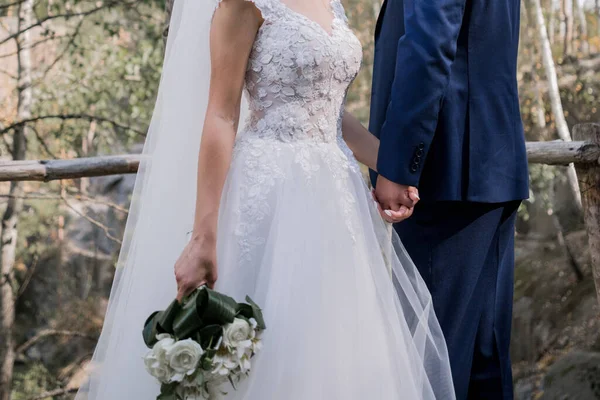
[374,175,420,223]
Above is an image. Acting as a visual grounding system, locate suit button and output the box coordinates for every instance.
[418,142,425,150]
[410,165,418,173]
[416,149,424,157]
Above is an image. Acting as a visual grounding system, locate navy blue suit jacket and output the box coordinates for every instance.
[369,0,529,202]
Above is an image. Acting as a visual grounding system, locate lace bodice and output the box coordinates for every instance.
[213,0,364,259]
[216,0,362,144]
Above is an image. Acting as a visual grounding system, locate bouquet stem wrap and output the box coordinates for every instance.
[143,287,266,347]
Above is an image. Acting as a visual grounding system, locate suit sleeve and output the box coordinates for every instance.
[376,0,468,186]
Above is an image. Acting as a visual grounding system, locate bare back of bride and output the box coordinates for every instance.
[76,0,455,399]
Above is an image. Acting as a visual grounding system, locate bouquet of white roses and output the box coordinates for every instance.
[142,287,266,400]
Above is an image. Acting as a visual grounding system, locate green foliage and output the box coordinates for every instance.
[16,195,61,258]
[11,362,58,400]
[158,383,179,400]
[1,4,165,396]
[31,1,164,156]
[2,1,600,398]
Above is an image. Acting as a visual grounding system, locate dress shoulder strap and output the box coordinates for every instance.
[213,0,284,20]
[330,0,349,24]
[250,0,283,19]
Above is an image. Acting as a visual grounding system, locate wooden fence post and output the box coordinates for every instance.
[573,123,600,305]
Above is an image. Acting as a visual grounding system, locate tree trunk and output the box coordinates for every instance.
[596,0,600,37]
[549,0,557,45]
[532,0,583,212]
[533,78,546,130]
[562,0,574,56]
[525,1,547,131]
[560,0,567,45]
[575,0,589,54]
[0,0,34,398]
[525,0,582,280]
[573,124,600,306]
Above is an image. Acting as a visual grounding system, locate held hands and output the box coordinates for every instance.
[173,176,418,298]
[174,232,218,302]
[373,175,420,224]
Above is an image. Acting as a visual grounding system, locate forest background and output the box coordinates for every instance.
[1,0,600,398]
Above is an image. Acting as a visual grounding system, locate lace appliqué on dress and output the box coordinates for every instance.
[215,0,363,257]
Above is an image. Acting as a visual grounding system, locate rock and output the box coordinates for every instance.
[63,173,135,299]
[512,297,537,362]
[541,351,600,400]
[515,377,537,400]
[14,171,136,370]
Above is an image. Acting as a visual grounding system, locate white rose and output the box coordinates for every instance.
[156,333,172,341]
[143,351,173,383]
[223,318,254,349]
[166,339,204,376]
[153,335,175,364]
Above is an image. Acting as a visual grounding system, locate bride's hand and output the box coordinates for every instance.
[174,233,218,301]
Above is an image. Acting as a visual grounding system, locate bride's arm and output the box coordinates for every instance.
[341,112,379,171]
[174,0,262,300]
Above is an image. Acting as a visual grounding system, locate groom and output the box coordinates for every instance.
[369,0,529,399]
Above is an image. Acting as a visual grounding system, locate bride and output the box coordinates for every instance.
[77,0,455,398]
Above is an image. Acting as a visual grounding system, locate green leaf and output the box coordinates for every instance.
[201,355,213,371]
[245,296,267,330]
[157,393,178,400]
[157,300,183,332]
[157,383,178,400]
[172,288,238,339]
[228,374,237,390]
[197,324,223,349]
[142,311,161,348]
[236,304,253,319]
[142,300,182,347]
[197,288,239,324]
[144,288,264,348]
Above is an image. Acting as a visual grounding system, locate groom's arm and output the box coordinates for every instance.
[376,0,467,186]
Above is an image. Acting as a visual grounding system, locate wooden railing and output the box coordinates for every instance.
[0,154,141,182]
[1,141,598,182]
[1,123,599,303]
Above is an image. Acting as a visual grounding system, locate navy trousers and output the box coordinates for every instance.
[395,201,520,400]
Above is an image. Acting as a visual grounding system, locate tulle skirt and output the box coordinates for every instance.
[210,135,455,399]
[76,135,454,400]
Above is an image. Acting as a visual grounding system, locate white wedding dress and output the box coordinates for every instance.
[76,0,455,399]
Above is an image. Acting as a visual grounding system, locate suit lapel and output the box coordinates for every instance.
[374,0,388,40]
